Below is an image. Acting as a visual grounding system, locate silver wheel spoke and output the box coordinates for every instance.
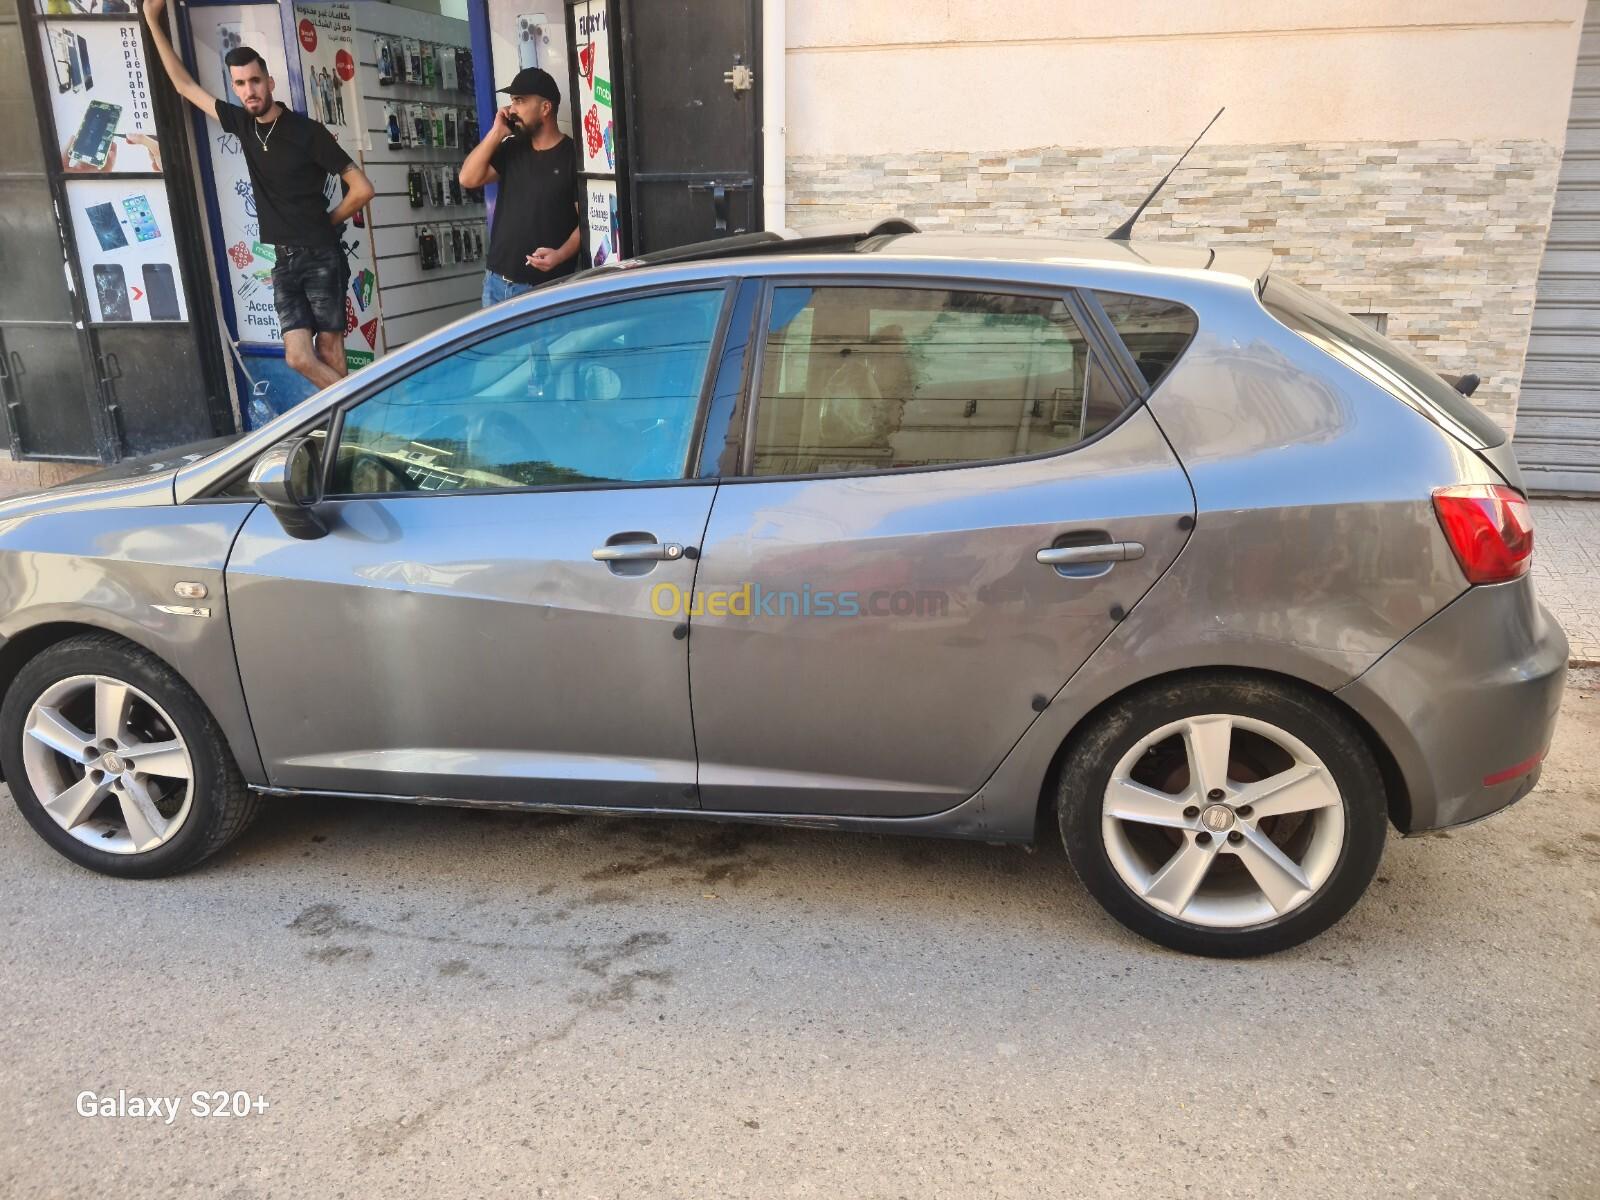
[26,706,92,760]
[1236,763,1339,819]
[94,679,131,744]
[117,778,169,853]
[1233,825,1313,914]
[1182,716,1233,798]
[1143,838,1220,915]
[44,775,110,829]
[122,739,190,781]
[1106,778,1193,829]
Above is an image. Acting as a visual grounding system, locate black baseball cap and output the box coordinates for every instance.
[498,67,560,104]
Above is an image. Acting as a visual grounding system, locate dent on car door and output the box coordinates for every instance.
[224,285,733,806]
[687,282,1199,817]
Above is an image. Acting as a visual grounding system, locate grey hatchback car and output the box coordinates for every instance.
[0,226,1566,956]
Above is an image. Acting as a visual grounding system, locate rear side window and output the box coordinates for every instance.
[750,286,1125,476]
[1261,277,1506,449]
[1092,291,1198,390]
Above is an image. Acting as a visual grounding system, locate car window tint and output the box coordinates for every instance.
[331,290,725,495]
[752,287,1123,476]
[1092,291,1198,389]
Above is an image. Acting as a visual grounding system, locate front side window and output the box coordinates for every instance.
[332,289,726,495]
[751,286,1125,476]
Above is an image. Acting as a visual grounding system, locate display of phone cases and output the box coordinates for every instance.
[432,108,445,147]
[412,105,430,146]
[377,36,395,85]
[93,264,131,322]
[449,225,463,265]
[385,103,402,150]
[70,100,121,168]
[121,194,161,242]
[142,263,180,320]
[417,225,438,270]
[423,42,437,88]
[443,108,457,149]
[440,47,458,92]
[405,39,422,83]
[406,165,425,208]
[84,201,128,251]
[448,170,462,207]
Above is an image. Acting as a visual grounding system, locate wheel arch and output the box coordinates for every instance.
[1031,665,1411,841]
[0,619,265,786]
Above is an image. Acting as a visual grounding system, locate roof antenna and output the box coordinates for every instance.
[1107,107,1225,241]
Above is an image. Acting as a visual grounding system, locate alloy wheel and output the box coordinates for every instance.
[21,674,195,855]
[1100,713,1346,928]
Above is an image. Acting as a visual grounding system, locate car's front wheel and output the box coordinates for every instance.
[1,633,258,877]
[1057,674,1387,957]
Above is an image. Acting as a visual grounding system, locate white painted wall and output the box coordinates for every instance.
[784,0,1588,156]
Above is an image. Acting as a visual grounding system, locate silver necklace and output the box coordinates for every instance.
[254,108,280,153]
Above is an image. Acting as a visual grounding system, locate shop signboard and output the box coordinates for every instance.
[571,0,614,175]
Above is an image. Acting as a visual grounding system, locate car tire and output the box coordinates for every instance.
[1057,673,1387,957]
[1,633,258,878]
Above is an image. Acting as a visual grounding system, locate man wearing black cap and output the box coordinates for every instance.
[460,67,581,306]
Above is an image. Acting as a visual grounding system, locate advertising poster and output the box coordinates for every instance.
[293,1,379,366]
[66,177,188,323]
[189,5,291,345]
[585,177,621,267]
[38,20,163,173]
[571,0,614,175]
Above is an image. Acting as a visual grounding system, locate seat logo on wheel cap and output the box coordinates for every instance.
[1200,804,1234,832]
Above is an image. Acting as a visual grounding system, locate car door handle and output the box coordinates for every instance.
[593,542,688,563]
[1036,541,1145,566]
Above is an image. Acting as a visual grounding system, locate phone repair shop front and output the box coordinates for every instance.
[172,0,499,424]
[0,1,233,478]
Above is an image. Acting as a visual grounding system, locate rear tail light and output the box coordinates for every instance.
[1432,484,1533,585]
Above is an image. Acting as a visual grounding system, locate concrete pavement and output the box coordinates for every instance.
[1,672,1597,1199]
[1534,500,1600,665]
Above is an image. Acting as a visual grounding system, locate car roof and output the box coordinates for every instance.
[600,222,1275,289]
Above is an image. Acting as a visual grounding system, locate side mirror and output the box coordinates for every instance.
[249,435,327,540]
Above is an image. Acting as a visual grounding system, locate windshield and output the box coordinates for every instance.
[1261,277,1506,449]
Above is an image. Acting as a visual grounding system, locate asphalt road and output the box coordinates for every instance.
[3,671,1597,1199]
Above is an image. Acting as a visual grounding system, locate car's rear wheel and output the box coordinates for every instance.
[1057,674,1387,956]
[1,633,258,877]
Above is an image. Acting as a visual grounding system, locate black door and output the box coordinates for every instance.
[617,0,760,252]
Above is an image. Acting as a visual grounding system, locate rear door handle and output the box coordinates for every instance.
[1036,541,1145,566]
[593,542,687,563]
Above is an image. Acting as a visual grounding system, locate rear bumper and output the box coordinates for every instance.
[1335,574,1567,833]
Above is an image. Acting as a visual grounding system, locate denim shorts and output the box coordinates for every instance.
[272,244,350,335]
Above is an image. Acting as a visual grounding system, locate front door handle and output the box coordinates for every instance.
[1036,541,1145,566]
[593,542,687,563]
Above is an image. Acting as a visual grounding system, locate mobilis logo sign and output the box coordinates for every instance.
[649,583,949,619]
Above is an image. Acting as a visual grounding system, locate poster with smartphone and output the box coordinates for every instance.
[570,0,614,174]
[38,19,162,173]
[584,177,621,267]
[66,177,187,323]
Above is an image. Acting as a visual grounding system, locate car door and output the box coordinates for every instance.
[687,280,1199,816]
[225,284,732,808]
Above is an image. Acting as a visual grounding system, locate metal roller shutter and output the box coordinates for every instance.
[1516,2,1600,494]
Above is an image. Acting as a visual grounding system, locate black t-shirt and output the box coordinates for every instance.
[215,100,352,248]
[487,133,581,284]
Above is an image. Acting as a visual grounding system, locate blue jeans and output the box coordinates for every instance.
[482,271,536,308]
